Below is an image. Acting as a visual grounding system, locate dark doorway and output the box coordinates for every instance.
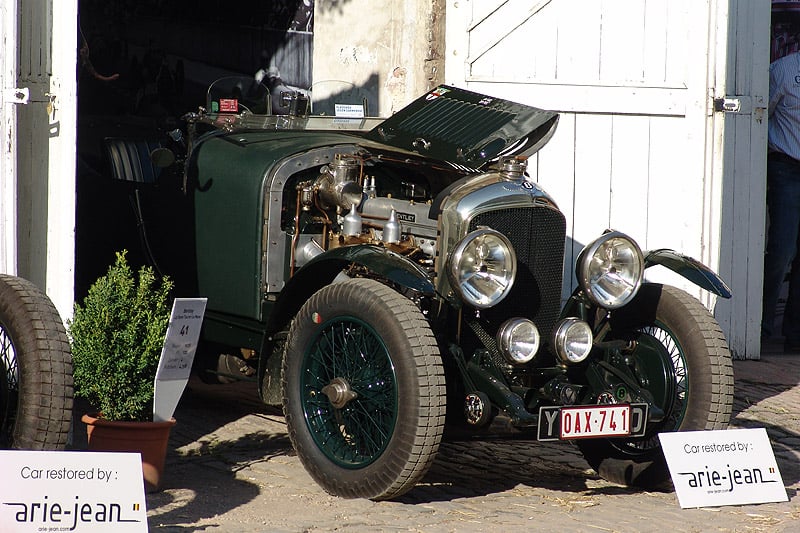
[75,0,314,299]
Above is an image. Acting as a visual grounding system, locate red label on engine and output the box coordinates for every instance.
[219,98,238,113]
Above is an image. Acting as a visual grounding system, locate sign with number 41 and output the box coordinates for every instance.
[153,298,207,421]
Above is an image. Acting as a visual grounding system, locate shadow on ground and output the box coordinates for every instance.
[127,353,799,515]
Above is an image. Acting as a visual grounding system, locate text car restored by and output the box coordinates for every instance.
[121,80,734,500]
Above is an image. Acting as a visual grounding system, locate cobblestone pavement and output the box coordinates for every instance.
[142,347,800,532]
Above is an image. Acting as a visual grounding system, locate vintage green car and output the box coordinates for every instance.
[104,80,734,500]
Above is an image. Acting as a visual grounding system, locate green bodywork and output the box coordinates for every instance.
[190,129,437,349]
[193,131,359,316]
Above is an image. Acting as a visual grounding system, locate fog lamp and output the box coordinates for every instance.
[554,318,594,364]
[496,318,540,364]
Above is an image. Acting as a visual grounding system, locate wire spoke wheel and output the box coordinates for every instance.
[302,317,397,467]
[282,278,445,500]
[577,284,733,489]
[618,323,688,452]
[0,326,20,446]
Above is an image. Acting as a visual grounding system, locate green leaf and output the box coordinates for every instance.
[68,250,174,421]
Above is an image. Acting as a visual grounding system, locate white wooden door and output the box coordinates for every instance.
[445,0,769,358]
[711,1,770,359]
[3,0,78,320]
[1,0,21,275]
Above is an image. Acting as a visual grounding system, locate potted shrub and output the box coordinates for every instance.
[69,250,175,492]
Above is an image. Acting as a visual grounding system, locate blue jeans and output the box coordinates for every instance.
[762,158,800,342]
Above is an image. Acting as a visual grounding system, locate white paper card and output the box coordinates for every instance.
[153,297,206,421]
[659,428,788,508]
[0,450,147,532]
[154,298,207,382]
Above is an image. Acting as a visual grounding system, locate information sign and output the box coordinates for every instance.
[0,450,147,532]
[659,428,788,508]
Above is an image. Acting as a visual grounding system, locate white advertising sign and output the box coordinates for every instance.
[0,450,147,532]
[659,428,788,508]
[153,297,207,421]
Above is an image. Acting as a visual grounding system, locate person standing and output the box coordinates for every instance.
[763,50,800,351]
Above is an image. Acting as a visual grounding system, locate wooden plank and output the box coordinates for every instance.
[663,0,691,85]
[535,113,578,301]
[608,114,650,241]
[1,0,19,274]
[47,0,78,319]
[599,0,646,85]
[459,80,686,116]
[646,118,697,254]
[466,0,553,67]
[713,0,770,359]
[445,0,469,86]
[554,1,601,82]
[643,0,670,83]
[469,0,512,30]
[469,2,557,80]
[572,113,613,252]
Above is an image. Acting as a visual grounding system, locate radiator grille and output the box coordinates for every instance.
[469,206,567,343]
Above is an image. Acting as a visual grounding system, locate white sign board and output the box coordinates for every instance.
[153,298,207,422]
[0,450,147,532]
[334,103,365,118]
[659,428,788,508]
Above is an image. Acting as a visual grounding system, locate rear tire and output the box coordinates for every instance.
[282,278,445,500]
[0,275,73,449]
[576,284,733,489]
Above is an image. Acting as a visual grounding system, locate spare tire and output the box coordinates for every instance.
[0,274,73,449]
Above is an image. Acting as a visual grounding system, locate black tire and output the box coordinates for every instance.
[282,278,445,500]
[576,284,733,489]
[0,274,73,449]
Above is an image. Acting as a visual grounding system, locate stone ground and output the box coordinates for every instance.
[130,345,800,532]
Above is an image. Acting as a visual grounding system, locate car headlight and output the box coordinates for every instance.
[554,318,594,364]
[448,228,516,309]
[496,318,540,364]
[577,231,643,309]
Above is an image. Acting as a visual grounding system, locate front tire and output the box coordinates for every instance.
[577,284,733,489]
[1,275,73,449]
[282,278,445,500]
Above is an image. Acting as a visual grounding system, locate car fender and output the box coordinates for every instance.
[558,248,732,320]
[262,244,435,342]
[257,244,436,401]
[293,243,435,295]
[644,249,732,299]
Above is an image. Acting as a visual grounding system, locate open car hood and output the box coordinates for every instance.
[365,85,559,171]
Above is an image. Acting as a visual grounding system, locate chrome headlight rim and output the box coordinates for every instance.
[448,227,517,309]
[553,318,594,364]
[496,318,540,365]
[577,230,644,309]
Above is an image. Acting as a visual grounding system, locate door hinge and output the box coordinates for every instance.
[3,87,30,105]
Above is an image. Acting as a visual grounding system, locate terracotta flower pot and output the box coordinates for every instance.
[82,413,176,492]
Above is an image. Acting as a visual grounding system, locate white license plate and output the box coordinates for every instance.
[537,403,648,441]
[558,405,631,439]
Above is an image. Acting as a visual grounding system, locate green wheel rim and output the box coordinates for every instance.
[636,322,688,429]
[620,321,688,452]
[300,316,398,469]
